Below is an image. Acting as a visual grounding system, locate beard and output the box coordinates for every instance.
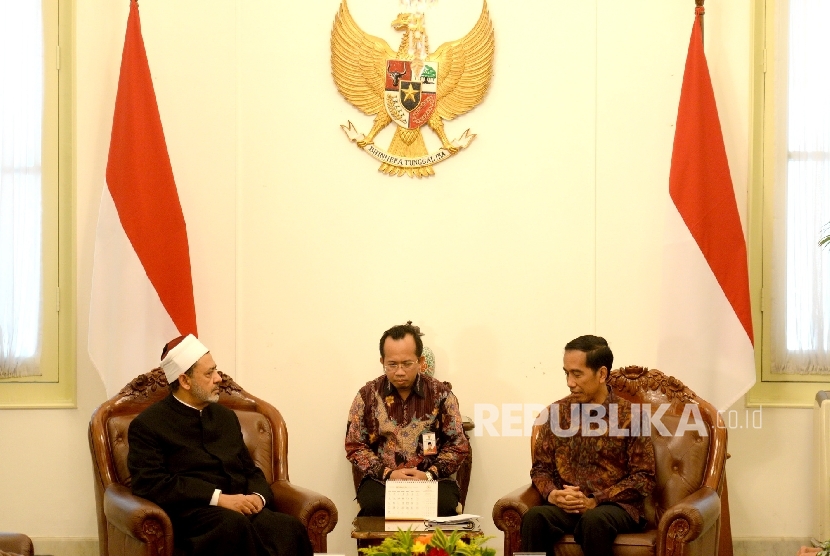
[190,379,219,404]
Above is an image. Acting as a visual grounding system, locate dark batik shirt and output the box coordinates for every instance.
[345,373,470,482]
[530,389,656,522]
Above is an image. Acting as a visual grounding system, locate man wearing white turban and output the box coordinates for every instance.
[127,335,312,556]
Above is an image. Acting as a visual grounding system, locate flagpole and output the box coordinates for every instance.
[696,0,705,43]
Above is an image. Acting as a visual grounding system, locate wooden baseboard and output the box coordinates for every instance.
[29,537,97,556]
[733,538,812,556]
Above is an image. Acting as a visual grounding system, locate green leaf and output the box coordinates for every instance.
[363,528,494,556]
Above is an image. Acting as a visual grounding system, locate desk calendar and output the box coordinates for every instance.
[384,480,438,520]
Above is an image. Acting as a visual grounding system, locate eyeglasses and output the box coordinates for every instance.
[384,360,419,372]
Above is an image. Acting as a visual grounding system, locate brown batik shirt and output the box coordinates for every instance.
[345,373,470,483]
[530,388,656,522]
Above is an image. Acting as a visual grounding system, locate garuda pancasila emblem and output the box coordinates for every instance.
[331,0,495,177]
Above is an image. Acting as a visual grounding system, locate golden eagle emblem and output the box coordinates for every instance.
[331,0,495,177]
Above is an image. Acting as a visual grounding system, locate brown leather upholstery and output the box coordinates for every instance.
[89,368,338,556]
[0,533,33,556]
[492,366,729,556]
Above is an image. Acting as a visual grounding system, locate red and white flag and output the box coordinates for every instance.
[89,0,198,396]
[656,7,755,411]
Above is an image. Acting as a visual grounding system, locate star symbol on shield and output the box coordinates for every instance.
[402,83,418,103]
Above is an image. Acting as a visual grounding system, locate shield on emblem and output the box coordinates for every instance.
[399,81,421,112]
[383,60,439,130]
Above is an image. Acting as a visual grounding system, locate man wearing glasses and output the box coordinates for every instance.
[345,322,470,516]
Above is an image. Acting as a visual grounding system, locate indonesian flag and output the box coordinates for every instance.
[89,0,198,396]
[656,7,755,411]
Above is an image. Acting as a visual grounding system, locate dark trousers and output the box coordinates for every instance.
[521,503,638,556]
[172,506,312,556]
[356,478,460,517]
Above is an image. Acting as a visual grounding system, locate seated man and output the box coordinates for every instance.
[521,335,656,556]
[345,321,470,516]
[127,334,313,556]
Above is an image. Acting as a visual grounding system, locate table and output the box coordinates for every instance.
[351,516,482,549]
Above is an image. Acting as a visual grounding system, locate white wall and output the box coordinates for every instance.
[0,0,813,554]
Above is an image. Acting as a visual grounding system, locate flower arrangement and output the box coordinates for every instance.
[359,528,495,556]
[813,539,830,556]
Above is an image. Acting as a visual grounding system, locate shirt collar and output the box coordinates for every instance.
[172,392,204,413]
[383,373,425,398]
[565,384,615,407]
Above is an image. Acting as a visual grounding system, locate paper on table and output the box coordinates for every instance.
[424,513,479,530]
[425,513,480,524]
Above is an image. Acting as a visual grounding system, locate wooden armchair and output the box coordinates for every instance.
[492,366,729,556]
[89,368,338,556]
[0,533,33,556]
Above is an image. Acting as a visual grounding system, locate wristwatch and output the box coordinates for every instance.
[425,471,435,481]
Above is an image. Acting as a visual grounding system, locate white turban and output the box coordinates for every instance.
[161,334,209,384]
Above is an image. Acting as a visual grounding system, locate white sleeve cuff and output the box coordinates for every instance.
[210,489,221,506]
[252,492,266,508]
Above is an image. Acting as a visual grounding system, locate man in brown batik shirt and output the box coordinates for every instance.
[345,322,470,516]
[521,335,656,556]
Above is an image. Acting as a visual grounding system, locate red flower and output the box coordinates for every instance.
[426,548,449,556]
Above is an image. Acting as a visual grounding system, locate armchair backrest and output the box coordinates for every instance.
[88,368,290,556]
[530,366,727,529]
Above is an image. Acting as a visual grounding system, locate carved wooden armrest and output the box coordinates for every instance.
[656,486,721,555]
[103,483,174,548]
[270,480,338,533]
[492,483,544,532]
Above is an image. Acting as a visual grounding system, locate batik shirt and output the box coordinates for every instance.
[345,373,470,482]
[530,388,656,522]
